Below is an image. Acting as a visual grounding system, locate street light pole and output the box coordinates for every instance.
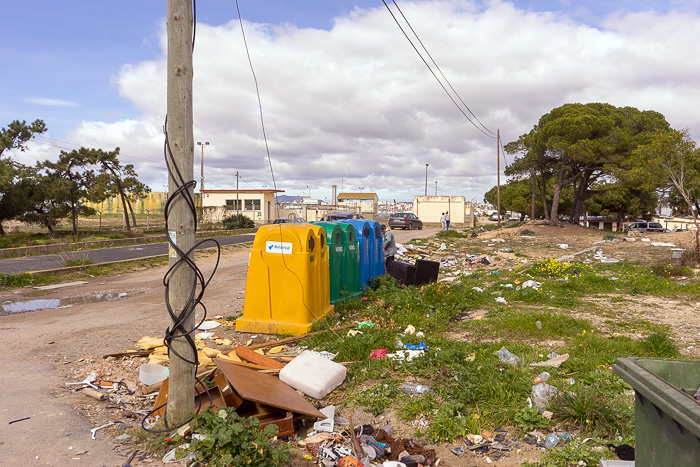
[197,141,209,192]
[435,180,438,196]
[425,164,429,196]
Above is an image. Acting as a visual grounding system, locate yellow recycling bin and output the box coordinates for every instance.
[236,224,334,336]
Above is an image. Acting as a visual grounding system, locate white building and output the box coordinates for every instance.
[201,189,284,224]
[337,192,379,219]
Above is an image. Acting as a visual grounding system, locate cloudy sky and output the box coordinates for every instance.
[3,0,700,202]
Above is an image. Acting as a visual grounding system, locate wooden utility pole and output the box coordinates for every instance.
[236,171,240,216]
[166,0,196,424]
[497,129,501,222]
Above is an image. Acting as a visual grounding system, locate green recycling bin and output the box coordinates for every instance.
[613,357,700,466]
[335,222,361,302]
[310,222,344,304]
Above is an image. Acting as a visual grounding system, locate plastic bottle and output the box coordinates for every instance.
[535,320,542,330]
[544,434,559,449]
[394,339,405,350]
[400,383,432,394]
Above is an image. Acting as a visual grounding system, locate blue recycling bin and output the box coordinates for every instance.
[368,221,386,278]
[338,219,372,289]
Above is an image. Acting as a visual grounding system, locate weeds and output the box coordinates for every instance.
[521,228,536,236]
[548,385,633,437]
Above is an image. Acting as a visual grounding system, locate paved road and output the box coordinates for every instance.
[0,234,256,274]
[0,226,441,274]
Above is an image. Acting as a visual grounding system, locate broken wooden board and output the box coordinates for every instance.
[234,345,285,369]
[213,357,324,419]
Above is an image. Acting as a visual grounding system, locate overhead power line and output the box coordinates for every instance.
[381,0,496,139]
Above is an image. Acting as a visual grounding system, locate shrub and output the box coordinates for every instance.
[222,214,255,229]
[188,407,289,467]
[520,228,535,236]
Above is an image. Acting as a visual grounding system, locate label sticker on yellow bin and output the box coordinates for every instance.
[265,241,293,254]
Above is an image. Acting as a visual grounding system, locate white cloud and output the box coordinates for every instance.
[28,97,78,107]
[63,0,700,203]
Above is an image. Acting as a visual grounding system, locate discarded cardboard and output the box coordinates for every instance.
[529,353,569,368]
[213,357,325,418]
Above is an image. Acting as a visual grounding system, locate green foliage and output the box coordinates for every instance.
[521,228,536,236]
[189,407,290,467]
[523,438,612,467]
[514,407,551,433]
[346,381,403,416]
[650,261,694,278]
[549,386,633,437]
[0,272,35,290]
[63,257,95,267]
[435,230,468,239]
[530,259,590,277]
[641,332,680,358]
[424,402,479,443]
[603,234,616,241]
[222,214,255,229]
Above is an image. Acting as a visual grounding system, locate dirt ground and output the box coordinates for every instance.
[0,224,697,467]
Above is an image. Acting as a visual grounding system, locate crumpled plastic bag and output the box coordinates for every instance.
[495,346,521,365]
[531,382,558,409]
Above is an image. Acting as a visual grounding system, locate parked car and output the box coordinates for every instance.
[489,212,501,221]
[388,212,423,230]
[320,211,364,221]
[272,217,306,224]
[625,221,665,233]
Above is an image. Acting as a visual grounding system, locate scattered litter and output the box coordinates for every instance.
[197,332,215,339]
[557,244,569,249]
[404,325,416,335]
[522,280,541,290]
[534,371,550,383]
[495,346,521,366]
[370,348,388,359]
[196,320,221,330]
[313,405,336,433]
[531,382,558,409]
[651,242,676,247]
[530,353,569,368]
[495,297,507,304]
[387,349,425,361]
[472,287,484,293]
[400,383,432,394]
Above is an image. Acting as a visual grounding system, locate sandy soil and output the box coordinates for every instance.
[0,224,697,466]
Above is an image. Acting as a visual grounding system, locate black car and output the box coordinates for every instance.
[272,217,306,224]
[388,212,423,230]
[320,211,364,221]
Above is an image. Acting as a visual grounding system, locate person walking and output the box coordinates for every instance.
[440,212,446,230]
[381,224,397,269]
[445,211,451,230]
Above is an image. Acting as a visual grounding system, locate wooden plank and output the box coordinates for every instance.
[247,324,355,350]
[213,357,325,419]
[234,346,285,369]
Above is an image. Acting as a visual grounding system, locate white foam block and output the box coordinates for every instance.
[279,350,347,399]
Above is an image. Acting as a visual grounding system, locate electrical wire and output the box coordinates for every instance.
[381,0,496,139]
[234,0,279,220]
[233,1,318,320]
[390,0,496,138]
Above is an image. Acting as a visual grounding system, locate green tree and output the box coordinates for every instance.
[41,148,98,235]
[632,129,700,258]
[91,148,150,231]
[0,119,47,237]
[506,104,669,225]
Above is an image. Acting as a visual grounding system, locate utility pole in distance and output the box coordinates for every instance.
[165,0,195,425]
[197,141,209,192]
